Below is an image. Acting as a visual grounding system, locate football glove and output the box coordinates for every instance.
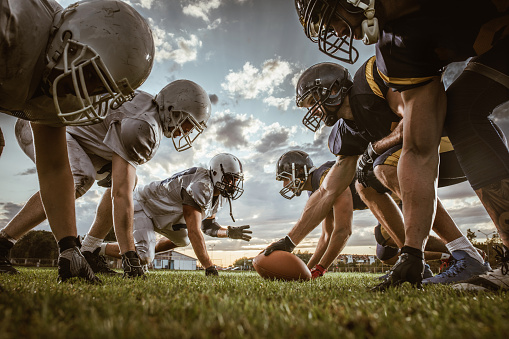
[227,225,252,241]
[310,264,327,279]
[357,142,379,188]
[121,251,146,279]
[205,265,219,276]
[263,235,296,256]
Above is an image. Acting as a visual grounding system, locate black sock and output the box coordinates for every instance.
[401,246,424,260]
[58,236,78,254]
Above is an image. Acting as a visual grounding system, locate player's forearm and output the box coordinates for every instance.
[307,234,328,269]
[288,156,357,244]
[372,121,403,154]
[188,229,213,268]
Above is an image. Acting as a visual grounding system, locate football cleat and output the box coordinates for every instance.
[371,251,425,291]
[121,251,145,279]
[310,264,327,279]
[453,245,509,291]
[82,248,121,276]
[423,250,491,285]
[0,238,19,275]
[423,264,433,279]
[57,247,102,284]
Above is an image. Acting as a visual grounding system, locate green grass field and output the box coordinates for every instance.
[0,268,507,339]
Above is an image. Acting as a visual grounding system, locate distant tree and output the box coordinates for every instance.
[466,229,477,243]
[11,230,58,259]
[233,257,253,269]
[294,250,313,264]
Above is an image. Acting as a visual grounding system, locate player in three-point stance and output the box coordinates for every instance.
[1,80,210,278]
[264,60,488,286]
[95,153,249,276]
[0,0,155,282]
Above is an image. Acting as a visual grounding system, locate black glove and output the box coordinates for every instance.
[97,162,113,188]
[357,142,380,188]
[205,265,219,276]
[227,225,252,241]
[263,235,296,256]
[121,251,146,279]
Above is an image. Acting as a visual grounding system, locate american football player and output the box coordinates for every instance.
[295,0,509,290]
[275,151,457,279]
[0,80,211,278]
[0,0,154,282]
[264,60,489,286]
[88,153,249,276]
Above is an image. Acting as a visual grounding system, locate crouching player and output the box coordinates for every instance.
[0,80,211,279]
[84,153,248,276]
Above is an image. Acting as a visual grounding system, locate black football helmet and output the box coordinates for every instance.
[294,0,379,64]
[296,62,353,132]
[276,151,314,199]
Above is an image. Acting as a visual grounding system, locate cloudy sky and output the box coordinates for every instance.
[0,0,507,266]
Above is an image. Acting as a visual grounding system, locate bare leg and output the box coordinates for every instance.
[355,181,405,248]
[2,192,47,240]
[31,124,76,241]
[87,189,114,239]
[475,179,509,248]
[155,238,178,253]
[399,79,446,251]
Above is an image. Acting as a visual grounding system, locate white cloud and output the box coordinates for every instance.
[221,58,293,99]
[263,96,293,111]
[182,0,222,22]
[149,18,202,64]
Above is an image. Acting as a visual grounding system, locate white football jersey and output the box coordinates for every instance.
[66,90,162,167]
[133,167,224,231]
[0,0,62,117]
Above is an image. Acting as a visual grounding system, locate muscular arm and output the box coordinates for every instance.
[184,204,213,268]
[372,121,403,155]
[288,155,358,244]
[111,153,137,254]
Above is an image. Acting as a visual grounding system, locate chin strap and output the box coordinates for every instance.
[347,0,379,45]
[227,197,235,222]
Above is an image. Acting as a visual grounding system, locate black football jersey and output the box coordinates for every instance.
[376,0,509,91]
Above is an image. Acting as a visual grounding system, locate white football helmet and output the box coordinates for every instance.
[154,80,211,152]
[44,0,155,126]
[276,150,314,199]
[209,153,244,201]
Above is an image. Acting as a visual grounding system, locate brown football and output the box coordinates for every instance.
[253,250,311,281]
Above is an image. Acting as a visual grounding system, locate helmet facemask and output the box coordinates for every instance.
[164,109,206,152]
[297,78,348,132]
[301,0,359,64]
[215,166,244,201]
[49,39,135,126]
[276,163,309,200]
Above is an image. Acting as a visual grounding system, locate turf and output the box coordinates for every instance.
[0,268,507,338]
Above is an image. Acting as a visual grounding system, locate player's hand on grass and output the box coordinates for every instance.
[310,264,327,279]
[205,265,219,276]
[357,142,379,188]
[227,225,252,241]
[263,235,296,256]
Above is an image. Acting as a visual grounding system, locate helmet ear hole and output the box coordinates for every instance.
[62,30,72,41]
[167,105,173,112]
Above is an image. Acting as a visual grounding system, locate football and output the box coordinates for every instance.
[253,250,311,281]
